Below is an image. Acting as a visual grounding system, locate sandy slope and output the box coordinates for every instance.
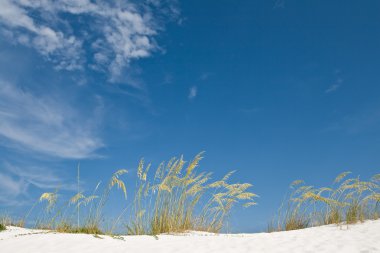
[1,220,379,253]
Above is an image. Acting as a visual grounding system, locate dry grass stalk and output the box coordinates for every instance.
[25,169,128,235]
[126,152,257,235]
[270,171,380,232]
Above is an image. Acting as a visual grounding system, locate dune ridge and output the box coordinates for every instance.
[1,220,379,253]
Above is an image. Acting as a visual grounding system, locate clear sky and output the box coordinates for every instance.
[0,0,379,232]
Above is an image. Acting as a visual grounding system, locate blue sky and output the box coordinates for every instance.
[0,0,380,232]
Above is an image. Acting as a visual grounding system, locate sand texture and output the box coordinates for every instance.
[1,220,379,253]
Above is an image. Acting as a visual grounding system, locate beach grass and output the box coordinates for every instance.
[23,169,128,235]
[126,152,257,235]
[0,214,24,231]
[8,155,378,235]
[19,152,257,236]
[55,222,102,234]
[269,172,380,232]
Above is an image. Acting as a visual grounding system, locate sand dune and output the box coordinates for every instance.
[1,220,379,253]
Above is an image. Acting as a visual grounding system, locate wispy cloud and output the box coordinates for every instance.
[274,0,285,9]
[163,73,174,84]
[0,0,179,83]
[323,108,380,135]
[0,0,83,70]
[325,77,343,94]
[0,163,76,206]
[240,107,260,114]
[199,72,213,81]
[0,173,27,204]
[0,80,103,159]
[188,86,198,100]
[325,84,340,93]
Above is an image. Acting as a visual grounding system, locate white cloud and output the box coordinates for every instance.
[0,81,103,159]
[0,0,178,82]
[0,163,76,206]
[323,108,380,135]
[325,78,343,94]
[200,72,212,81]
[325,84,340,93]
[0,0,83,70]
[188,86,197,100]
[240,107,260,114]
[0,173,27,201]
[274,0,285,9]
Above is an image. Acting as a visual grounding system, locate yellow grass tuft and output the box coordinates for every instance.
[126,153,257,235]
[39,192,58,211]
[270,171,380,232]
[109,169,128,199]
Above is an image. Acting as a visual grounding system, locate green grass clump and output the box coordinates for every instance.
[0,214,24,230]
[55,222,102,234]
[269,172,380,232]
[126,152,257,235]
[0,223,5,231]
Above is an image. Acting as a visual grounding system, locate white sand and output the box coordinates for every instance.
[1,220,379,253]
